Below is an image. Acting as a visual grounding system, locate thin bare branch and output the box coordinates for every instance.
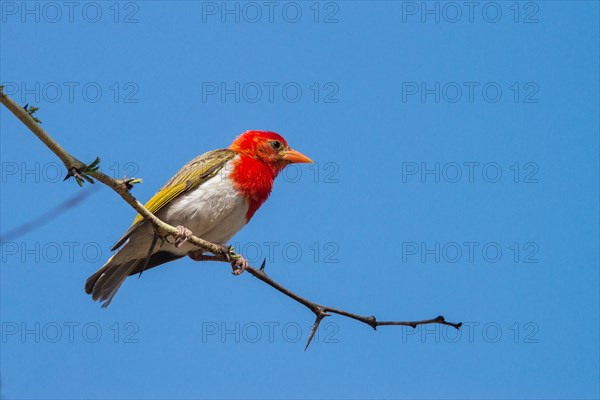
[0,88,462,350]
[186,252,462,349]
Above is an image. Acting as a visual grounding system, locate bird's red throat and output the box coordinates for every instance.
[229,155,281,221]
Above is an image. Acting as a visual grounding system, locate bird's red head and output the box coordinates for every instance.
[228,130,312,221]
[229,130,312,172]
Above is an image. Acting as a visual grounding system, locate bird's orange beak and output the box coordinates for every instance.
[281,149,313,164]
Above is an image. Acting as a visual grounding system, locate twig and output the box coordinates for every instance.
[189,252,462,350]
[0,87,462,349]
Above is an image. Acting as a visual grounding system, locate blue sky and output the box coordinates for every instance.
[0,1,598,399]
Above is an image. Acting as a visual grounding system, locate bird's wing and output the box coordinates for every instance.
[111,148,236,251]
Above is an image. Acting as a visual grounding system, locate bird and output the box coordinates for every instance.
[85,130,312,307]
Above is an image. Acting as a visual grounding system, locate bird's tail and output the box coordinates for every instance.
[85,247,142,308]
[85,245,185,307]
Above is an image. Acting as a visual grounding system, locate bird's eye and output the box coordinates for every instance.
[271,141,282,150]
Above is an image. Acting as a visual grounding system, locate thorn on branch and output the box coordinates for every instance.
[23,103,42,124]
[259,258,266,271]
[64,156,101,187]
[305,310,330,351]
[434,315,462,330]
[117,176,143,190]
[366,315,377,330]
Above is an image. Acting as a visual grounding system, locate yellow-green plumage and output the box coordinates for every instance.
[111,149,235,251]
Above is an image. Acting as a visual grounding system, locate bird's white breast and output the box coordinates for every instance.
[157,159,249,253]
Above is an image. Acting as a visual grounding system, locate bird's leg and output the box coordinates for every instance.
[189,246,248,275]
[230,255,249,275]
[227,246,248,276]
[174,225,193,248]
